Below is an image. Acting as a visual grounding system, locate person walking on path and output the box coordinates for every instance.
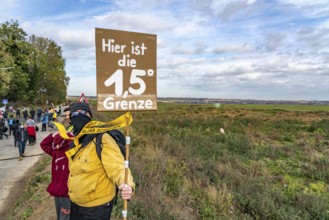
[23,108,28,121]
[25,116,37,145]
[12,119,20,147]
[37,107,42,123]
[15,123,28,161]
[3,111,8,120]
[65,102,135,220]
[48,107,54,123]
[29,108,36,120]
[40,131,74,220]
[0,113,8,140]
[15,108,20,118]
[8,115,14,136]
[41,112,49,131]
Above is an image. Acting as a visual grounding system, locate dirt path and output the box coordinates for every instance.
[0,122,52,217]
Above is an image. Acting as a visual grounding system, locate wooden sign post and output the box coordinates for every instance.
[95,28,157,219]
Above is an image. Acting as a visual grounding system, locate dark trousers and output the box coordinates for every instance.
[70,200,114,220]
[9,125,12,135]
[37,115,41,123]
[29,135,35,144]
[17,140,27,156]
[0,130,8,139]
[42,123,47,131]
[55,197,71,220]
[13,129,18,146]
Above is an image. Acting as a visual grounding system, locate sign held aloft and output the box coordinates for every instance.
[95,28,157,111]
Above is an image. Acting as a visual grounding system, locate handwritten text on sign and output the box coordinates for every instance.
[95,28,157,111]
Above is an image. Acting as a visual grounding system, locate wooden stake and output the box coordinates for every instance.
[122,116,130,220]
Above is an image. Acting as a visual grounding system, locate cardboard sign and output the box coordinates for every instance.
[95,28,157,111]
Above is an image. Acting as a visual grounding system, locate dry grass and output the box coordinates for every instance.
[5,102,329,219]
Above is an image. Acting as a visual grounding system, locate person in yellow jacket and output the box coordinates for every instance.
[66,102,135,220]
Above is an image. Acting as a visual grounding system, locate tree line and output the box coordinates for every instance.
[0,20,69,105]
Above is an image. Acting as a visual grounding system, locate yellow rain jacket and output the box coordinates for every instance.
[66,133,135,207]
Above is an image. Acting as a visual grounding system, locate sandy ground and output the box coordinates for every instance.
[0,122,51,217]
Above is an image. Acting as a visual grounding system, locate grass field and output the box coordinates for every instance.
[158,102,329,112]
[6,102,329,220]
[221,103,329,112]
[103,102,329,219]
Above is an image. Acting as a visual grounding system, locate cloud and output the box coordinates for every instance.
[94,12,169,33]
[212,44,253,54]
[1,0,329,100]
[68,75,96,96]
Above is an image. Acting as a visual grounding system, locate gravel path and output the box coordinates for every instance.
[0,122,52,214]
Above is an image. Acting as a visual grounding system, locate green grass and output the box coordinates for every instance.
[221,103,329,112]
[154,102,329,112]
[5,156,52,220]
[122,103,329,219]
[6,101,329,220]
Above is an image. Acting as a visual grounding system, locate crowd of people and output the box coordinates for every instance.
[1,102,135,220]
[0,106,61,160]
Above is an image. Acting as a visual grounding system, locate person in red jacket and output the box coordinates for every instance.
[40,131,73,220]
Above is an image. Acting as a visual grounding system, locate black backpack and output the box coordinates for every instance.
[69,129,126,161]
[95,130,127,204]
[95,129,126,160]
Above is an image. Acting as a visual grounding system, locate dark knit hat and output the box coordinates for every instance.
[70,102,93,118]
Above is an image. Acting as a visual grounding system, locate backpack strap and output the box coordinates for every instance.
[95,133,104,161]
[95,131,122,205]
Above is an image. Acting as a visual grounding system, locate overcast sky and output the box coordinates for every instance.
[1,0,329,100]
